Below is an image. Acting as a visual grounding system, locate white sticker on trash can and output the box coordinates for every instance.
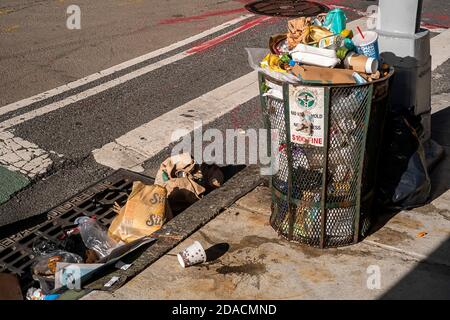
[289,86,325,147]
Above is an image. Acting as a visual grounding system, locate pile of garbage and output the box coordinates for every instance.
[248,8,390,87]
[0,153,223,300]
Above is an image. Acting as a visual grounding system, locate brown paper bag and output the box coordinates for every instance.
[108,182,172,243]
[155,153,206,213]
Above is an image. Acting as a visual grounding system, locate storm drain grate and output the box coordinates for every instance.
[0,169,154,276]
[245,0,329,18]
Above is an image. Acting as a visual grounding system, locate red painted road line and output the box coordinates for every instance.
[233,0,254,4]
[421,22,450,31]
[186,16,272,54]
[159,8,248,25]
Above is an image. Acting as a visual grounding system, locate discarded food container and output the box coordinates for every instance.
[259,66,394,248]
[177,241,207,268]
[353,31,380,59]
[324,8,347,34]
[344,52,379,74]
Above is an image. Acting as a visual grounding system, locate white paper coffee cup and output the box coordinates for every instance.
[344,52,378,74]
[177,241,207,268]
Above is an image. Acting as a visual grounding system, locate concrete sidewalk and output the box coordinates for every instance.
[83,184,450,300]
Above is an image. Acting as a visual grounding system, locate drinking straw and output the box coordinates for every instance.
[356,26,365,39]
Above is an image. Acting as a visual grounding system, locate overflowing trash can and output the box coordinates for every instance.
[260,69,393,248]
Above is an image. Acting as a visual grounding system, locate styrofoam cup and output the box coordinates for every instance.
[177,241,207,268]
[353,31,380,59]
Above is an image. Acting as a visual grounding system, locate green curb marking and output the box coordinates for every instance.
[0,165,29,205]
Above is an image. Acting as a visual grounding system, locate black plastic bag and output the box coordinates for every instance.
[377,113,431,209]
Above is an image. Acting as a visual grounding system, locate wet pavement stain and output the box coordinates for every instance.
[390,215,424,230]
[372,227,414,245]
[216,262,267,276]
[228,235,285,253]
[414,204,450,221]
[198,230,220,245]
[299,265,335,284]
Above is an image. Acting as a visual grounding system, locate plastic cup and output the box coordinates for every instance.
[177,241,207,268]
[352,31,380,60]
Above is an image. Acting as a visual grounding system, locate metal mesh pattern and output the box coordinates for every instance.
[261,73,391,248]
[263,94,288,193]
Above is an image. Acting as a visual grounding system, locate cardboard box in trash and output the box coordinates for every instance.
[291,65,357,85]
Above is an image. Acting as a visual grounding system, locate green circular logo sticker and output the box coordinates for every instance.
[295,90,316,109]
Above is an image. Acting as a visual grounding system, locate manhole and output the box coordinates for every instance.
[0,169,154,277]
[245,0,329,17]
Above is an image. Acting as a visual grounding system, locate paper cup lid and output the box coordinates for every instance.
[353,31,378,46]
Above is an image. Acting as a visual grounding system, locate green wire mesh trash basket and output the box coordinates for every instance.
[260,70,393,248]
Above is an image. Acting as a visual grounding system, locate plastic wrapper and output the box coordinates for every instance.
[393,148,431,207]
[26,288,45,300]
[32,250,83,277]
[246,48,300,84]
[80,218,121,258]
[32,238,59,256]
[31,250,83,294]
[323,8,347,34]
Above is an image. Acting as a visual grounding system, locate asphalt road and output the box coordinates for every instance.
[1,0,450,227]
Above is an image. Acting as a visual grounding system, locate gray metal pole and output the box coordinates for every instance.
[377,0,443,169]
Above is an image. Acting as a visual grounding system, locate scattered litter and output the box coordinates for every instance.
[80,218,122,258]
[26,288,45,300]
[247,10,390,86]
[154,153,224,213]
[115,261,133,271]
[54,262,104,290]
[33,251,83,277]
[323,8,347,34]
[417,232,428,238]
[104,276,120,288]
[0,170,162,299]
[177,241,207,268]
[108,182,172,243]
[32,250,83,294]
[32,238,59,256]
[353,30,380,59]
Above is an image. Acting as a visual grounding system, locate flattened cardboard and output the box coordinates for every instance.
[0,273,23,300]
[291,65,356,84]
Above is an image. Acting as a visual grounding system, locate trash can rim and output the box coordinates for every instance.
[260,67,394,88]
